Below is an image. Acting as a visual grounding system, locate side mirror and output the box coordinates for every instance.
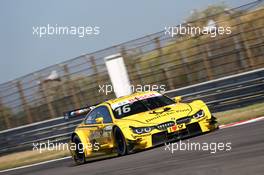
[174,96,182,103]
[95,117,104,124]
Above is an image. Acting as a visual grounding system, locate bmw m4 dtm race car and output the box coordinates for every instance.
[67,91,218,164]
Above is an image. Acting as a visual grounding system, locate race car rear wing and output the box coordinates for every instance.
[63,105,96,120]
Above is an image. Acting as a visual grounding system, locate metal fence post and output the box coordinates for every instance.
[179,50,192,84]
[155,37,163,61]
[202,43,214,80]
[0,95,11,129]
[86,55,99,104]
[161,68,175,90]
[63,65,81,109]
[38,76,56,118]
[88,56,99,82]
[235,16,254,69]
[233,35,247,70]
[155,37,168,86]
[16,81,33,123]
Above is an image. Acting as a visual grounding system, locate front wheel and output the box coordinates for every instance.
[113,127,127,156]
[71,135,86,165]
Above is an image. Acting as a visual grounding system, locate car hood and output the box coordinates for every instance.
[118,103,193,125]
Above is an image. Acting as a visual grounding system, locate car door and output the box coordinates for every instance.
[84,105,114,150]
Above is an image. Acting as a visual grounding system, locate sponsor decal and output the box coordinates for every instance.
[174,108,191,113]
[104,125,113,131]
[145,111,174,123]
[167,125,178,133]
[111,93,161,109]
[145,108,190,123]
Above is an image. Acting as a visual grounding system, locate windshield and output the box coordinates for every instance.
[112,95,175,119]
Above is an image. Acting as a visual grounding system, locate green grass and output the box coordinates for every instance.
[1,102,264,171]
[215,102,264,125]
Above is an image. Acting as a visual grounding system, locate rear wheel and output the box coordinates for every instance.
[71,135,86,165]
[114,127,127,156]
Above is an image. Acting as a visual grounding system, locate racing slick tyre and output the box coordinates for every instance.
[72,135,86,165]
[114,127,128,156]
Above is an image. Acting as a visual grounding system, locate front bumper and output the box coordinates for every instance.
[152,122,202,146]
[130,116,218,149]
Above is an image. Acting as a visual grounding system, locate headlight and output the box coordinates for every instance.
[192,110,204,119]
[130,126,153,134]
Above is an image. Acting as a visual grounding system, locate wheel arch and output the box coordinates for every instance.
[71,130,92,157]
[71,132,78,142]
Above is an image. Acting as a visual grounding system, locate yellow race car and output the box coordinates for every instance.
[69,91,218,164]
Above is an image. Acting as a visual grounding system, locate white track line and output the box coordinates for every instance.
[1,116,264,173]
[219,116,264,129]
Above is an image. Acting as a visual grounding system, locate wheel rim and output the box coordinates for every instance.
[115,130,125,153]
[74,138,84,162]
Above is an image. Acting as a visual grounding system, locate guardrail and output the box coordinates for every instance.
[165,67,264,112]
[0,68,264,155]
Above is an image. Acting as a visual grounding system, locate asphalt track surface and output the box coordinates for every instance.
[3,120,264,175]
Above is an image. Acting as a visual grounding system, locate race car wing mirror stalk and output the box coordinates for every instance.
[95,117,104,124]
[174,96,182,103]
[95,117,105,128]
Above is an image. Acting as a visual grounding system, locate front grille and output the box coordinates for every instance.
[151,122,202,146]
[156,121,175,130]
[176,117,191,124]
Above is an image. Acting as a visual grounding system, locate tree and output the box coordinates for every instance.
[187,3,228,22]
